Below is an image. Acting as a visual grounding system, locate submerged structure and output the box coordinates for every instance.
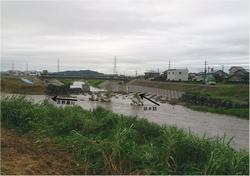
[69,81,90,94]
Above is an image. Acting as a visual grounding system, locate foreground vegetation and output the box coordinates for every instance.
[1,97,249,175]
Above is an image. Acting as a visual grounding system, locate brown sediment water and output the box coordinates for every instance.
[1,93,249,151]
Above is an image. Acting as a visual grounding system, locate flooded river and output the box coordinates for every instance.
[2,93,249,151]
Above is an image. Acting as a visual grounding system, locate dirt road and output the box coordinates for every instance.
[1,127,82,175]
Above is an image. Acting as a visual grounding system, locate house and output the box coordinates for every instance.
[205,73,216,83]
[8,70,25,76]
[228,70,249,82]
[144,71,160,79]
[229,66,246,75]
[164,69,188,81]
[214,70,228,78]
[26,71,41,76]
[188,73,197,81]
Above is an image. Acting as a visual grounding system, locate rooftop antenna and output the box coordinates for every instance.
[113,56,117,75]
[57,58,60,72]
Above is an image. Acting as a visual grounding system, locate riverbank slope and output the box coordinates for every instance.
[1,97,248,175]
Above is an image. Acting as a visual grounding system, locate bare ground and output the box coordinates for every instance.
[1,127,82,175]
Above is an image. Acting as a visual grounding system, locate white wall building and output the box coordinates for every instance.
[166,69,188,81]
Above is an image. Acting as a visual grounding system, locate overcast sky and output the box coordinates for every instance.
[1,0,249,75]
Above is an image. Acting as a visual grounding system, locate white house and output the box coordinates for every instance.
[165,69,188,81]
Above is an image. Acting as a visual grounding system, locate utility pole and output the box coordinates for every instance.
[135,70,138,77]
[204,60,207,83]
[222,65,225,81]
[113,56,117,75]
[12,63,14,72]
[222,65,224,72]
[26,63,28,72]
[168,60,171,70]
[57,58,60,72]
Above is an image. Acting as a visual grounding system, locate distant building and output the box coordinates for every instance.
[25,71,41,76]
[188,73,197,81]
[8,70,25,76]
[144,71,160,79]
[214,70,228,78]
[229,66,246,75]
[228,66,248,82]
[213,70,228,82]
[164,69,188,81]
[228,70,248,82]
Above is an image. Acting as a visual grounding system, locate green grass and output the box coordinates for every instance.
[1,97,249,175]
[192,85,249,103]
[86,79,104,87]
[190,106,249,119]
[58,79,74,86]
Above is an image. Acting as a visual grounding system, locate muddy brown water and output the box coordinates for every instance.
[1,93,249,151]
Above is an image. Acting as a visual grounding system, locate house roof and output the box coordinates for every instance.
[144,71,159,74]
[163,68,188,73]
[228,70,248,78]
[229,66,245,71]
[214,70,228,75]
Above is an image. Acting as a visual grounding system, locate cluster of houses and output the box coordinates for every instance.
[6,70,41,77]
[144,66,249,83]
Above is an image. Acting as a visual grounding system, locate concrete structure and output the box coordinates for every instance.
[69,81,90,93]
[165,69,188,81]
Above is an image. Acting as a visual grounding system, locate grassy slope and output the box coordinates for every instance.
[86,79,104,87]
[1,77,46,94]
[190,106,249,119]
[57,79,74,87]
[1,97,248,175]
[130,80,249,103]
[130,80,249,118]
[192,84,249,103]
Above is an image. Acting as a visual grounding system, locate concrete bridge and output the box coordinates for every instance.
[39,74,131,81]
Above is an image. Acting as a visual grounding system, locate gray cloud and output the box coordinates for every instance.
[1,0,249,75]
